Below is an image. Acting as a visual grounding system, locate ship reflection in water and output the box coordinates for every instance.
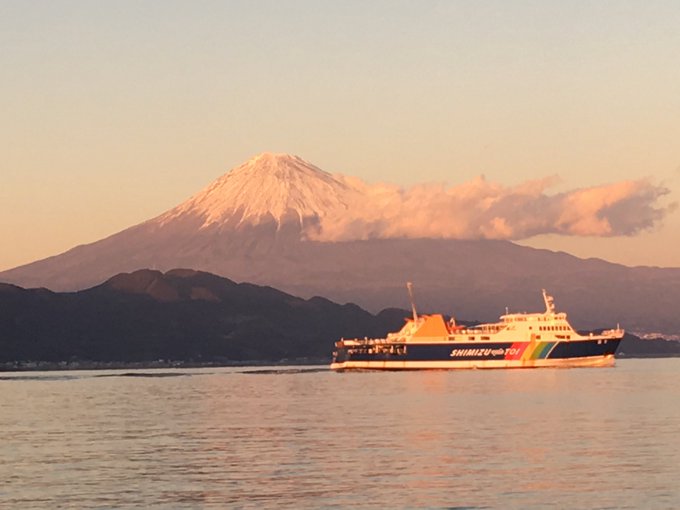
[1,361,679,508]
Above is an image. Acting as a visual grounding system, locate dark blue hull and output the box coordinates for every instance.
[331,338,621,370]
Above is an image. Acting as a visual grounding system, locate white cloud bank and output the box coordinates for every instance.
[306,175,674,242]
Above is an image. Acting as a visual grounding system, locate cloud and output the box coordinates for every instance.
[305,175,673,242]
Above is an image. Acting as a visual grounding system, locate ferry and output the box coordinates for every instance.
[331,284,624,371]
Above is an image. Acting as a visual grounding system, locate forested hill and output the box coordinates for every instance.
[0,269,406,364]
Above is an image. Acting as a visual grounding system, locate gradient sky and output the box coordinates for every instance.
[2,0,679,271]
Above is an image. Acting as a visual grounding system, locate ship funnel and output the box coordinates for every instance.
[406,282,418,322]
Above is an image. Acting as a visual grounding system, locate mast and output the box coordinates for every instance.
[542,289,555,314]
[406,281,418,322]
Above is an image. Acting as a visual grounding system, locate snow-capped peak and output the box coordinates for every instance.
[158,153,359,229]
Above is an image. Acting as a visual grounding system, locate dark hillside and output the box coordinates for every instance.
[0,269,405,364]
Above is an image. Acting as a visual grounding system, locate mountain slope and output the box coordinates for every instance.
[2,153,680,334]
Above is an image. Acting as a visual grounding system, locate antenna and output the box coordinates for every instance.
[406,282,418,322]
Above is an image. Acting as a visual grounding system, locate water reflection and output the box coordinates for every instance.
[0,360,679,508]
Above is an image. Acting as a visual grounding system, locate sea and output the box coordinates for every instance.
[1,358,678,509]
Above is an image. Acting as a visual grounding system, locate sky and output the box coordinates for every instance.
[2,0,679,271]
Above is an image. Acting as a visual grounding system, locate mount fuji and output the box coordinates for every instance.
[2,152,680,334]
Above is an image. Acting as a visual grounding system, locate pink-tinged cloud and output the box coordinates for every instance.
[306,175,673,242]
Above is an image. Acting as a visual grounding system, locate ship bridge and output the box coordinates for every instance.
[496,290,578,340]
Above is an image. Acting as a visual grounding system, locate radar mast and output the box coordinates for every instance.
[542,289,556,314]
[407,282,418,322]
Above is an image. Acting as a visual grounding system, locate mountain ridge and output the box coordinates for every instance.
[0,268,408,363]
[2,153,680,335]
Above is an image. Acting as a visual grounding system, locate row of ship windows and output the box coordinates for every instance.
[463,332,573,341]
[507,316,564,322]
[538,326,570,331]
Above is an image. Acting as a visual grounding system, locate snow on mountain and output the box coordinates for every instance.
[156,153,361,232]
[153,151,669,242]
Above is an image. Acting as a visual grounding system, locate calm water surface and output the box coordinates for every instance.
[1,359,679,509]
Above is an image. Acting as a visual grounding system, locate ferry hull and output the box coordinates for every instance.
[331,338,621,371]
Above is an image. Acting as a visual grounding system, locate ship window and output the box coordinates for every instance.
[481,336,490,340]
[469,336,475,341]
[536,335,541,340]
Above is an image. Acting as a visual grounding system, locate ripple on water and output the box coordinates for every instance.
[0,360,679,508]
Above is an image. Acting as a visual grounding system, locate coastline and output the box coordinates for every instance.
[2,354,679,372]
[0,358,331,373]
